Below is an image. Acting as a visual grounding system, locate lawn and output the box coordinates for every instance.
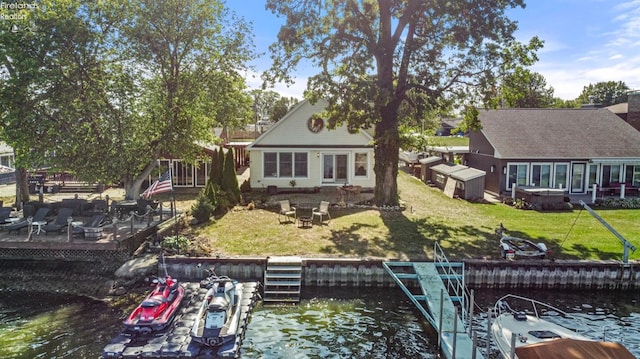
[187,171,640,262]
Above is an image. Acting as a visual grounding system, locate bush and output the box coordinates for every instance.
[162,235,190,254]
[191,191,215,223]
[240,178,251,193]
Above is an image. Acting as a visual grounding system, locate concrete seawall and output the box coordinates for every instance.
[163,257,640,290]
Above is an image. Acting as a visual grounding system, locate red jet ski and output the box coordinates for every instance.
[123,276,185,335]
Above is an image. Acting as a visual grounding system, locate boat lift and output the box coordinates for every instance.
[578,200,636,264]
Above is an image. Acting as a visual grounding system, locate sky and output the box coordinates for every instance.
[227,0,640,101]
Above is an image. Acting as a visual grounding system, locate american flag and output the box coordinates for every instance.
[142,170,173,199]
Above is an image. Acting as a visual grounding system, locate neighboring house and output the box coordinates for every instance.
[466,108,640,196]
[606,90,640,132]
[0,142,14,168]
[246,99,375,192]
[436,117,463,136]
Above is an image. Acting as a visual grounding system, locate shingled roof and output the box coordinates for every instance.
[478,108,640,159]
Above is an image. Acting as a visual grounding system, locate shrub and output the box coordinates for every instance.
[162,235,190,254]
[240,178,251,193]
[191,191,215,224]
[222,148,240,205]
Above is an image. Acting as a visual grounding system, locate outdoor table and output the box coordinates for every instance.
[31,220,47,235]
[297,216,313,228]
[115,200,138,219]
[1,217,20,230]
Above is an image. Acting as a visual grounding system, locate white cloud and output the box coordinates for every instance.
[242,69,307,99]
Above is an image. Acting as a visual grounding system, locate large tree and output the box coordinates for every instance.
[0,0,256,201]
[498,68,555,108]
[265,0,540,205]
[112,0,256,198]
[0,0,113,205]
[576,81,630,107]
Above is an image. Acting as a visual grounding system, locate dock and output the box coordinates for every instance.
[384,243,484,359]
[102,281,261,358]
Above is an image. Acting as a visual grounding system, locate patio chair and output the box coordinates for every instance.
[278,200,297,223]
[0,207,12,224]
[91,199,108,215]
[312,201,331,225]
[43,207,74,235]
[6,207,50,234]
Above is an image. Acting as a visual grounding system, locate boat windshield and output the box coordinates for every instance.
[205,311,226,329]
[528,330,561,339]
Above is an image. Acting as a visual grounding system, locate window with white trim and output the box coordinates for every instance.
[354,153,368,177]
[263,152,308,178]
[531,164,551,187]
[507,163,528,190]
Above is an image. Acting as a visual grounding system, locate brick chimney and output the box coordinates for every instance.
[628,91,640,131]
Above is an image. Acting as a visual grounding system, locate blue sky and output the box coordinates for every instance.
[228,0,640,101]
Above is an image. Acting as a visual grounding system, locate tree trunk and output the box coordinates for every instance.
[14,167,30,209]
[123,160,161,200]
[373,105,400,206]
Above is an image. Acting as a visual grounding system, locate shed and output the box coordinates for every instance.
[449,167,486,200]
[418,156,443,184]
[430,163,486,200]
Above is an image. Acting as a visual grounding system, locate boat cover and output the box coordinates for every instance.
[515,338,634,359]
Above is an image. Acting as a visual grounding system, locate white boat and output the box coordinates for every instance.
[491,294,634,359]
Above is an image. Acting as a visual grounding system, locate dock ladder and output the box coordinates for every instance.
[263,256,302,304]
[383,242,483,359]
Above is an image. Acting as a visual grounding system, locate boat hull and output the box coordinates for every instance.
[190,279,244,348]
[123,278,185,335]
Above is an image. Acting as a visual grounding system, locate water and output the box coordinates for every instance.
[242,287,437,358]
[0,288,639,359]
[0,287,438,359]
[0,292,122,359]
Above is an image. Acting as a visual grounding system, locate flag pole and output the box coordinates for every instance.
[171,166,178,238]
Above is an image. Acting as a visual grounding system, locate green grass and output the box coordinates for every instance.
[189,171,640,262]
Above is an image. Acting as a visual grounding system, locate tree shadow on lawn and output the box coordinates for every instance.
[318,210,502,260]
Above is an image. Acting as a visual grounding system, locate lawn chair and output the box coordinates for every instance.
[6,207,50,234]
[312,201,331,225]
[0,207,12,225]
[278,200,297,223]
[43,207,74,235]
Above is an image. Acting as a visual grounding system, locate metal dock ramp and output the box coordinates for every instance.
[383,244,483,359]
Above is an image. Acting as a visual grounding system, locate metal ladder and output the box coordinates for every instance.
[263,256,302,304]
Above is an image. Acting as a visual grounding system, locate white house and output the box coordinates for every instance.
[246,99,375,192]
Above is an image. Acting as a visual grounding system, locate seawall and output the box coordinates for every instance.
[163,257,640,290]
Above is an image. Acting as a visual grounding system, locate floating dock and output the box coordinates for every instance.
[102,281,261,358]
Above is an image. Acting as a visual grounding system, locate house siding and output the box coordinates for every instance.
[247,100,375,191]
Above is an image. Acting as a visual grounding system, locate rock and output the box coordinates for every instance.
[114,254,158,280]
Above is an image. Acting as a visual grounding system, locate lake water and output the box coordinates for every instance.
[0,287,639,358]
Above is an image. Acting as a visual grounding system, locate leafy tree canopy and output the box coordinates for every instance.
[575,81,630,107]
[264,0,540,204]
[0,0,256,200]
[497,68,555,108]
